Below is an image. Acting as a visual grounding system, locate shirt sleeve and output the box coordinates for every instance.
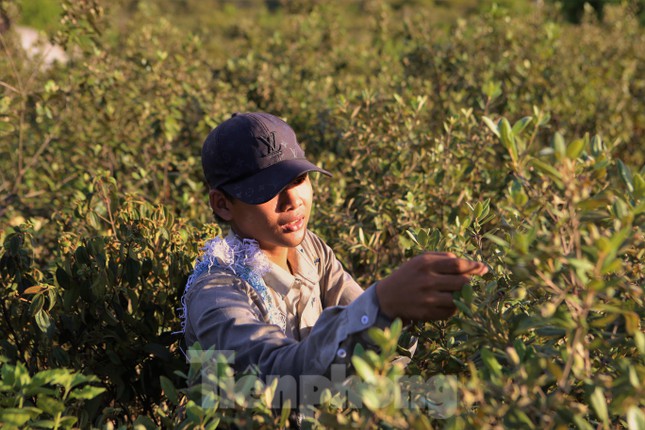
[184,270,392,378]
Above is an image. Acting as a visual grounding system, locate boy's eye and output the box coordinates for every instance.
[293,174,308,185]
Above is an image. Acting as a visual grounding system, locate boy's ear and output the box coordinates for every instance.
[209,189,234,221]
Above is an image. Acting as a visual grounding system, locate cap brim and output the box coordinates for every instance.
[220,159,331,205]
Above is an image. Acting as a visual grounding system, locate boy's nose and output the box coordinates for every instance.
[279,186,302,210]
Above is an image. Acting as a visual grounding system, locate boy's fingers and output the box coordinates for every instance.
[425,274,471,291]
[426,257,485,275]
[475,264,489,275]
[429,291,458,307]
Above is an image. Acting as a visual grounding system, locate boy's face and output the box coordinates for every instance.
[227,174,313,252]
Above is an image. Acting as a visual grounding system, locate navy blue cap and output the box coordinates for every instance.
[202,112,331,204]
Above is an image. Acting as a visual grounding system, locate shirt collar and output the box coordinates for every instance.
[262,243,320,297]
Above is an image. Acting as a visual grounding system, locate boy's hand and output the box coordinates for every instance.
[375,252,488,321]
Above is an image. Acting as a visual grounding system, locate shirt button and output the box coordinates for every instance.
[336,348,347,359]
[361,315,369,325]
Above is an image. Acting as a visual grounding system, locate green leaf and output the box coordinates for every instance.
[633,331,645,355]
[529,158,564,188]
[482,80,502,101]
[353,342,365,357]
[160,376,178,405]
[482,116,500,137]
[205,417,221,430]
[553,132,566,158]
[0,120,15,134]
[163,115,180,143]
[358,387,382,411]
[499,118,518,162]
[473,201,483,219]
[352,355,377,384]
[35,310,51,333]
[31,369,71,387]
[590,135,604,156]
[509,179,528,207]
[46,288,56,312]
[279,399,292,428]
[69,384,106,400]
[617,159,634,193]
[589,387,609,426]
[58,416,78,427]
[461,283,473,305]
[633,173,644,198]
[30,419,56,428]
[627,406,645,430]
[511,116,532,135]
[480,348,502,377]
[567,258,594,272]
[628,365,640,388]
[0,407,42,426]
[513,339,527,361]
[623,312,640,335]
[566,138,585,159]
[506,409,535,429]
[607,226,631,258]
[30,294,45,316]
[186,402,205,422]
[454,299,473,317]
[133,415,158,430]
[568,258,594,283]
[483,233,510,248]
[367,327,388,346]
[36,395,65,416]
[572,415,594,430]
[506,346,520,366]
[23,385,57,398]
[68,371,92,390]
[87,212,102,230]
[389,318,402,342]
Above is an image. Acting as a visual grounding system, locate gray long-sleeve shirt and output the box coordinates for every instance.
[183,229,392,377]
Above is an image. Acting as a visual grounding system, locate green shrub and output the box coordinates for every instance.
[15,0,63,32]
[0,357,105,429]
[0,173,217,423]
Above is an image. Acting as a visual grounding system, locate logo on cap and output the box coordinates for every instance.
[257,131,283,159]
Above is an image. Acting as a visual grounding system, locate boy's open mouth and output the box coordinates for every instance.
[281,216,305,233]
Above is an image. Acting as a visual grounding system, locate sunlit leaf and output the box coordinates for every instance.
[482,116,500,137]
[351,356,377,384]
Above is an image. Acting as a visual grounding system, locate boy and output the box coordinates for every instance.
[182,112,487,378]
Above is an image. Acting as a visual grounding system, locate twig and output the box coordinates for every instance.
[14,135,54,187]
[0,80,19,93]
[1,32,27,197]
[0,33,24,92]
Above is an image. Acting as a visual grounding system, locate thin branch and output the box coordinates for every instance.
[0,32,24,92]
[0,80,19,93]
[20,135,54,176]
[1,32,27,197]
[23,189,46,199]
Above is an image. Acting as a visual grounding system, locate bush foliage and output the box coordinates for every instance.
[1,0,643,428]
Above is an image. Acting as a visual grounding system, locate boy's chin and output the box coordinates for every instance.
[283,228,307,247]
